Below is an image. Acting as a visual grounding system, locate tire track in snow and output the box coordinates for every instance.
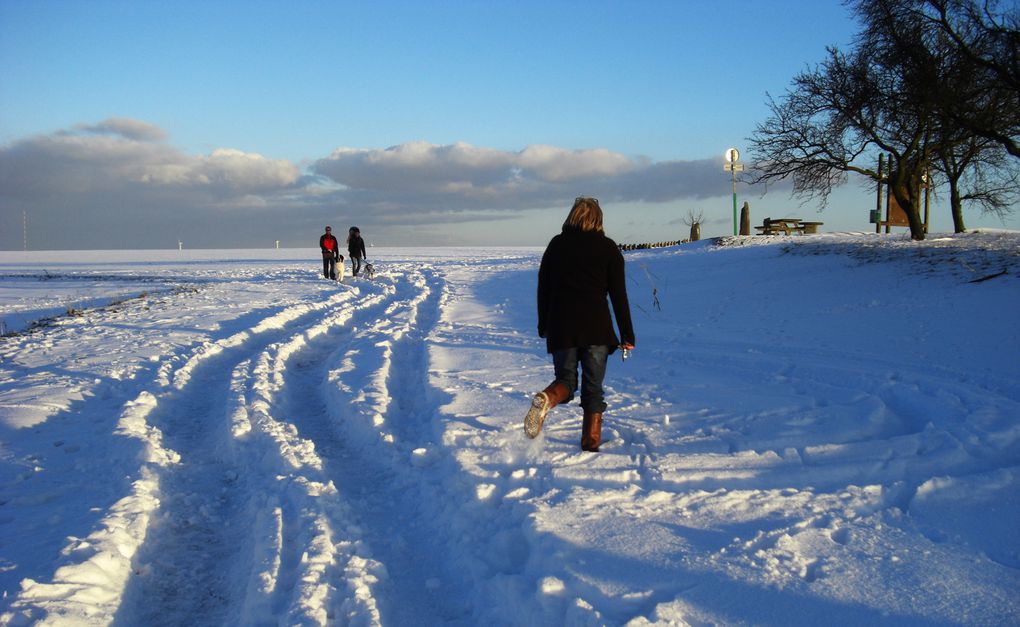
[225,282,399,625]
[345,266,479,625]
[1,281,361,625]
[108,287,370,626]
[120,267,448,625]
[276,265,483,625]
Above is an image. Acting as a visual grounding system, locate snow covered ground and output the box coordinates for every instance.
[0,232,1018,626]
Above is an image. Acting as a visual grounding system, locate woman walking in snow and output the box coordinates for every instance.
[347,226,367,277]
[525,197,636,451]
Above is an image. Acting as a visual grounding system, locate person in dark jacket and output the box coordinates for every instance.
[319,226,343,280]
[347,226,367,277]
[525,197,636,451]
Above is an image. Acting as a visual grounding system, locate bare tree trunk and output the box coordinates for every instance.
[684,210,704,242]
[889,161,927,241]
[949,181,966,233]
[891,184,926,240]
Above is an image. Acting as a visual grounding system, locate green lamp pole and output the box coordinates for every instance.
[724,148,743,236]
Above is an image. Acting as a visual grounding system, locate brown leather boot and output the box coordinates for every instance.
[524,381,571,438]
[581,412,603,451]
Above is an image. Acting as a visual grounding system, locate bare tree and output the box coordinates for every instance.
[935,129,1020,231]
[682,209,704,241]
[924,0,1020,159]
[749,42,934,239]
[749,0,1018,240]
[854,0,1020,231]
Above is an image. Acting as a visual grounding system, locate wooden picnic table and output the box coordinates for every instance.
[754,218,824,235]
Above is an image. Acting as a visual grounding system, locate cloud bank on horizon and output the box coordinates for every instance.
[0,118,760,249]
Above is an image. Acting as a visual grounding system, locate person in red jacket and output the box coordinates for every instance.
[319,226,343,280]
[525,197,635,451]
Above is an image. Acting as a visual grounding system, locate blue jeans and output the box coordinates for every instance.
[552,345,610,413]
[351,256,363,276]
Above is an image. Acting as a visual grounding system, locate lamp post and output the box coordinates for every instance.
[723,148,744,236]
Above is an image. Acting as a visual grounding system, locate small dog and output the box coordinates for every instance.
[364,262,374,279]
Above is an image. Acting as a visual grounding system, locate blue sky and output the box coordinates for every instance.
[1,0,1015,249]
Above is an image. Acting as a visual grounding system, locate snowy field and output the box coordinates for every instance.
[1,233,1018,626]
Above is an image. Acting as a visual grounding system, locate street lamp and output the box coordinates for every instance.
[723,148,744,236]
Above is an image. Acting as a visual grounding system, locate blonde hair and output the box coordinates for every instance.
[564,197,604,233]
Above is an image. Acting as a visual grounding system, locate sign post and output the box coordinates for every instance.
[723,148,744,236]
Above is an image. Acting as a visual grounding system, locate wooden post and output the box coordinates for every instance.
[875,154,884,234]
[924,169,930,234]
[885,154,893,234]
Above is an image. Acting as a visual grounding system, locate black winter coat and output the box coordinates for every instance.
[537,227,635,354]
[348,235,367,259]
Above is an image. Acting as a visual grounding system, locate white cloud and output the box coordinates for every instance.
[74,117,168,142]
[1,124,299,198]
[517,145,635,182]
[311,140,744,214]
[0,120,309,249]
[315,142,514,193]
[1,123,773,248]
[194,149,300,191]
[314,141,639,192]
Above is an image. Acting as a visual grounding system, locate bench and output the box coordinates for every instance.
[756,218,824,235]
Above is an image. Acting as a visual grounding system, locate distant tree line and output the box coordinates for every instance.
[748,0,1019,240]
